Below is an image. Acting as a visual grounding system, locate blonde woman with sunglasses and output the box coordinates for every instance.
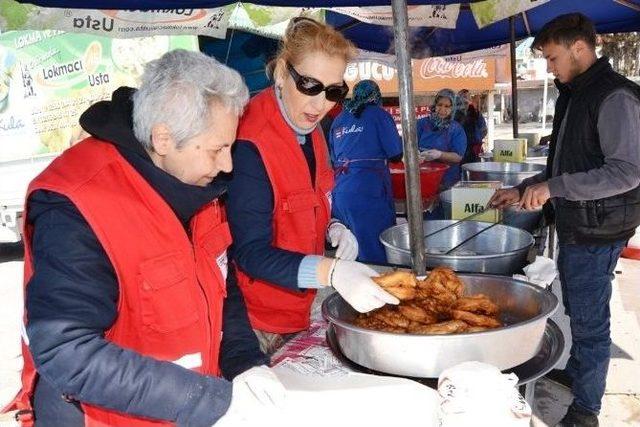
[224,17,398,354]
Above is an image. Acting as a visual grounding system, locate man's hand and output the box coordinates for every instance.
[327,222,358,261]
[328,260,399,313]
[488,187,520,209]
[519,182,550,210]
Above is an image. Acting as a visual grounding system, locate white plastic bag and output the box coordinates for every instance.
[513,255,557,288]
[437,362,531,427]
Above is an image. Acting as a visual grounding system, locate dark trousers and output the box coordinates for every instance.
[557,240,626,414]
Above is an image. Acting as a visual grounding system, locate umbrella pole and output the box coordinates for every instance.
[391,0,426,275]
[510,16,519,138]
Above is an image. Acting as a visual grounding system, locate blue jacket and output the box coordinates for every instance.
[25,87,268,426]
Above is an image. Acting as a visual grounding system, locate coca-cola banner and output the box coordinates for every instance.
[345,55,496,95]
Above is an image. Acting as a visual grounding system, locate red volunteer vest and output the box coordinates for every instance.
[6,139,230,427]
[235,87,334,333]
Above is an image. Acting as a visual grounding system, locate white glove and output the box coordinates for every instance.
[419,149,442,161]
[233,365,286,407]
[214,366,286,426]
[328,260,399,313]
[327,222,358,261]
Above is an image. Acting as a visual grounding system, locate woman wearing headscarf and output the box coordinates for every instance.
[329,80,403,263]
[417,88,467,189]
[455,89,488,164]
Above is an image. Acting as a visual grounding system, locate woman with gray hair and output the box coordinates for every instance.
[8,49,284,427]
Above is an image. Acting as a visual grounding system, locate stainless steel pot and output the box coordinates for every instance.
[322,273,559,378]
[380,220,534,274]
[439,189,543,232]
[462,162,545,187]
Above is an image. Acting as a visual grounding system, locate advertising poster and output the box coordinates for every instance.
[0,30,198,160]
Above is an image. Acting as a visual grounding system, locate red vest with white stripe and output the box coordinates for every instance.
[235,87,333,333]
[6,138,229,426]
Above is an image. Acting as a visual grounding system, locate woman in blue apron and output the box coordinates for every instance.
[329,80,402,263]
[417,88,467,190]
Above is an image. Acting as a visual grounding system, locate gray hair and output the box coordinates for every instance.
[132,49,249,150]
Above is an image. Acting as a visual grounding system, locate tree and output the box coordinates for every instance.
[599,32,640,77]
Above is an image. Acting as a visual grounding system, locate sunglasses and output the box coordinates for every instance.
[286,62,349,103]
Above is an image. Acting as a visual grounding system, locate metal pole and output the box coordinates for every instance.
[487,90,495,150]
[391,0,425,275]
[542,74,548,130]
[509,16,519,138]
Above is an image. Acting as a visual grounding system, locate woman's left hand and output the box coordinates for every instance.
[327,222,359,260]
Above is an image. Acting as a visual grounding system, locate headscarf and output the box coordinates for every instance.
[430,88,458,130]
[456,89,470,115]
[344,79,382,118]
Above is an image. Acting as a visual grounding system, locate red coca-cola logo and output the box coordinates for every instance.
[419,57,489,79]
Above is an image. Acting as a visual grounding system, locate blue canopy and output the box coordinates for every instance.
[17,1,640,57]
[200,31,279,95]
[326,0,640,57]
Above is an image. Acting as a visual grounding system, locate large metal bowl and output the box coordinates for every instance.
[380,220,534,274]
[322,273,559,378]
[462,162,545,187]
[439,189,543,232]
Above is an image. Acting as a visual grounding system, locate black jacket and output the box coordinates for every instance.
[26,87,268,426]
[547,58,640,244]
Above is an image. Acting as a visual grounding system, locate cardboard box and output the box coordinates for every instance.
[451,181,502,223]
[493,138,528,162]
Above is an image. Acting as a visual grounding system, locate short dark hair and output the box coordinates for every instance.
[532,13,597,51]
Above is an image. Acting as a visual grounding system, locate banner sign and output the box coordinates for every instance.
[471,0,550,29]
[0,30,197,160]
[345,55,496,95]
[332,5,460,29]
[1,1,232,38]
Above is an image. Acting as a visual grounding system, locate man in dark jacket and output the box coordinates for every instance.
[7,50,283,426]
[490,14,640,427]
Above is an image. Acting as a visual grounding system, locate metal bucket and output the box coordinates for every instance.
[380,220,534,275]
[439,189,543,232]
[462,162,545,187]
[322,273,559,378]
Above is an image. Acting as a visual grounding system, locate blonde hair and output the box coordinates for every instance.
[268,17,356,81]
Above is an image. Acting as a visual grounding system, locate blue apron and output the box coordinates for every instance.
[329,106,402,263]
[417,117,467,189]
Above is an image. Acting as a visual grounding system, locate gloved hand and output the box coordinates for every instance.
[419,149,442,161]
[327,222,358,261]
[214,366,286,427]
[328,260,399,312]
[233,365,286,407]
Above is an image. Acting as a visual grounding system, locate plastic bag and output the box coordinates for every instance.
[438,361,531,427]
